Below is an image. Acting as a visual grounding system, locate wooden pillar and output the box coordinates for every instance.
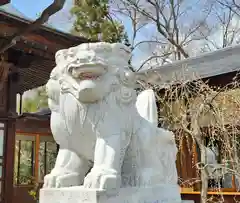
[34,134,40,183]
[0,80,7,203]
[4,71,17,203]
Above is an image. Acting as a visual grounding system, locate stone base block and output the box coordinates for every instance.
[40,184,194,203]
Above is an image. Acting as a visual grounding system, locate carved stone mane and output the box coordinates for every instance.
[48,42,137,107]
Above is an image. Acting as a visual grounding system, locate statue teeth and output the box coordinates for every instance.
[79,72,99,80]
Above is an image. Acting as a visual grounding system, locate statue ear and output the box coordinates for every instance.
[115,68,137,88]
[113,69,136,104]
[115,86,135,105]
[55,49,67,65]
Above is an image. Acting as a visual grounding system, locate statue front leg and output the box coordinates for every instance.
[83,133,130,193]
[43,148,91,188]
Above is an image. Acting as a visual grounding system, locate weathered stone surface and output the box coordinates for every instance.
[40,42,184,203]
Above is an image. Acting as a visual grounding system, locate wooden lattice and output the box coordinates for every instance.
[0,60,10,91]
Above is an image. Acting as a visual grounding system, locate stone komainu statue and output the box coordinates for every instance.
[44,42,179,195]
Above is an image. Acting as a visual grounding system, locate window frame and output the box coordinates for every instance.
[176,129,239,193]
[14,132,57,186]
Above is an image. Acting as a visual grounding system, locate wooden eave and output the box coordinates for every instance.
[141,44,240,88]
[15,108,51,134]
[0,10,91,51]
[17,108,51,120]
[16,117,51,135]
[0,0,10,6]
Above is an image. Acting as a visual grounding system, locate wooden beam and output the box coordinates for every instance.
[4,122,16,202]
[4,71,17,203]
[0,61,11,91]
[0,37,56,60]
[34,134,40,183]
[44,142,47,176]
[16,140,21,185]
[0,81,7,114]
[16,119,51,135]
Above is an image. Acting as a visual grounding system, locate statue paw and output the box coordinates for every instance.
[83,167,121,193]
[55,173,82,187]
[43,172,82,188]
[43,174,57,188]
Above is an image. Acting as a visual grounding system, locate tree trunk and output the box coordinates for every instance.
[200,144,208,203]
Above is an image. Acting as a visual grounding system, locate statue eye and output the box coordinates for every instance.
[68,48,76,58]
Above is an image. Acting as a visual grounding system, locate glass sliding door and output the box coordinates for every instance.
[14,133,57,185]
[39,136,57,182]
[14,134,35,185]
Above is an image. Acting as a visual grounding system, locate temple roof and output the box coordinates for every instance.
[139,44,240,87]
[0,3,64,32]
[0,3,27,19]
[0,5,92,93]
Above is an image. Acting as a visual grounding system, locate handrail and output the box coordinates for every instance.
[181,191,240,195]
[15,131,52,136]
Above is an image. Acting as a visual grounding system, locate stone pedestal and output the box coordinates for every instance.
[40,184,194,203]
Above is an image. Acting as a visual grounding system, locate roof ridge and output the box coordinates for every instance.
[0,3,70,33]
[0,3,29,19]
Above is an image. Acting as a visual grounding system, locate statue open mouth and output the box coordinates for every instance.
[70,64,107,80]
[78,72,101,80]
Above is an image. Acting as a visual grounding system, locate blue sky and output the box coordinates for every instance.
[11,0,54,19]
[10,0,136,35]
[10,0,74,31]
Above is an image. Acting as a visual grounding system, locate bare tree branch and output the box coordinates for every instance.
[137,52,172,71]
[126,0,190,58]
[216,0,240,17]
